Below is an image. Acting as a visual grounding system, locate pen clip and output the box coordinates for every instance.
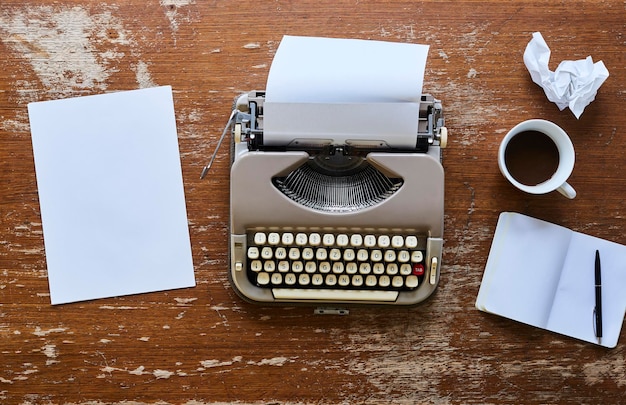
[593,306,602,345]
[592,307,597,336]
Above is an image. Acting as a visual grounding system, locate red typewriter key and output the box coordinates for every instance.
[412,263,425,276]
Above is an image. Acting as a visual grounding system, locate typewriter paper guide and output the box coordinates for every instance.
[264,36,429,147]
[28,86,195,305]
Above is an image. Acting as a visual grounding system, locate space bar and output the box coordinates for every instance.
[272,288,399,302]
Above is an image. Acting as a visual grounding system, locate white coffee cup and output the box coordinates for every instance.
[498,119,576,199]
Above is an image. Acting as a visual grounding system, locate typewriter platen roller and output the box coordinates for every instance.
[228,90,447,306]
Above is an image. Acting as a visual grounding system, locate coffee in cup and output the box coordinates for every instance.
[498,119,576,199]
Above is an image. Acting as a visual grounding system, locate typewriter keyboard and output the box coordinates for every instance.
[245,231,428,298]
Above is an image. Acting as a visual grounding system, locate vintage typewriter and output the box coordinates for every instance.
[222,90,448,306]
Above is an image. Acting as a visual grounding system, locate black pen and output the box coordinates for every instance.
[594,249,603,345]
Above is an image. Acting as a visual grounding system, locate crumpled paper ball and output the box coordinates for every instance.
[523,32,609,119]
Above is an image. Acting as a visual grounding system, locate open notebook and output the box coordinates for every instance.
[476,212,626,348]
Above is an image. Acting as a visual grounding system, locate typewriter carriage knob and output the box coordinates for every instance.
[437,126,448,148]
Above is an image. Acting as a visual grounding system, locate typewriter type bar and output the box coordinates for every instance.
[228,91,447,306]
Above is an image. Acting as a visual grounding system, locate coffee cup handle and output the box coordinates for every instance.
[557,182,576,199]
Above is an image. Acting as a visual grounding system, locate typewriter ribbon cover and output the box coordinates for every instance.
[225,36,448,305]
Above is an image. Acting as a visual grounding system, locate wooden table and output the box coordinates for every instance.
[1,1,625,403]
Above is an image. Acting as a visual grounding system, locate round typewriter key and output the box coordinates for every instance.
[405,236,418,248]
[309,233,321,246]
[312,275,324,286]
[343,249,356,261]
[352,275,364,287]
[267,232,280,245]
[305,261,317,273]
[364,235,377,247]
[377,235,390,248]
[371,250,383,262]
[250,260,262,272]
[398,250,411,263]
[392,276,404,288]
[319,262,331,273]
[316,248,328,260]
[281,232,294,245]
[350,234,363,247]
[329,248,342,261]
[261,247,273,259]
[247,246,259,259]
[257,272,270,285]
[411,251,423,263]
[406,275,419,288]
[298,274,310,286]
[332,262,344,274]
[386,263,398,275]
[288,248,300,260]
[274,247,287,260]
[384,250,397,262]
[356,249,369,261]
[295,233,308,246]
[271,273,283,285]
[379,275,391,288]
[323,233,335,246]
[254,232,267,245]
[302,248,314,260]
[292,261,303,273]
[391,235,404,248]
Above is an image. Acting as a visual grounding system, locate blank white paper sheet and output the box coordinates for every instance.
[263,36,430,148]
[28,86,195,305]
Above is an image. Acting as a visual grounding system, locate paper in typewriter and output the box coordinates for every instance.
[263,36,430,148]
[476,212,626,348]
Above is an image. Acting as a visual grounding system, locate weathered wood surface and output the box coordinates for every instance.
[1,1,625,403]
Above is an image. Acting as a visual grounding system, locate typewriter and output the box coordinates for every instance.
[225,90,448,306]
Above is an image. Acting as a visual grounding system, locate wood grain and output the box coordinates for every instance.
[1,0,625,403]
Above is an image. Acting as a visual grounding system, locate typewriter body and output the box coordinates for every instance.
[228,90,447,306]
